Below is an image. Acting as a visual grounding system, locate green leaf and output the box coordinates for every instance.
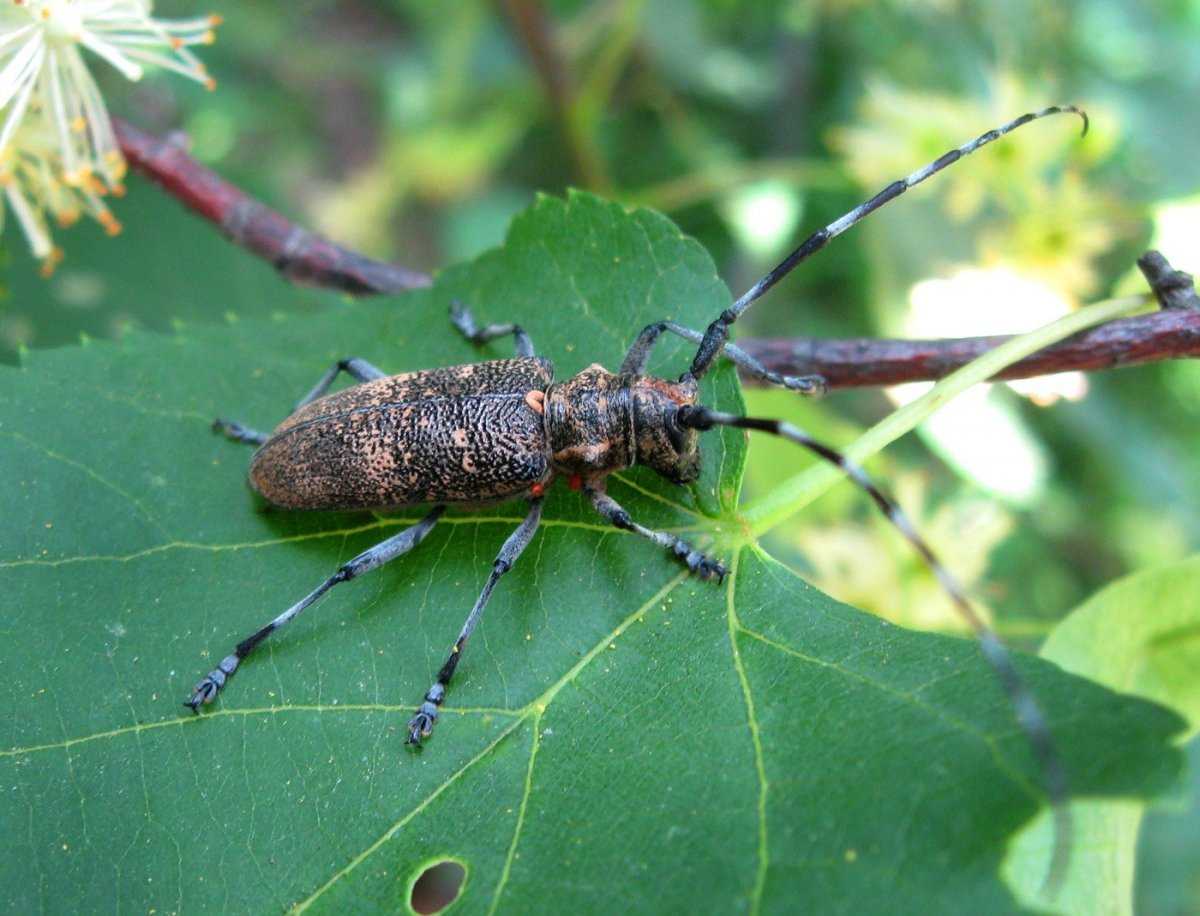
[0,192,1185,914]
[1040,556,1200,733]
[1005,557,1200,914]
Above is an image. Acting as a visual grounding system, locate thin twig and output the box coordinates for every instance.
[114,117,1199,388]
[1137,250,1200,311]
[738,307,1199,389]
[112,118,431,296]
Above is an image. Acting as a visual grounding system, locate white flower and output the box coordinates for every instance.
[0,106,122,274]
[0,1,220,189]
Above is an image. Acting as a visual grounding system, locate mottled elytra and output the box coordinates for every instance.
[189,106,1086,886]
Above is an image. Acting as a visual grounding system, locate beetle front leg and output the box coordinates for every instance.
[585,482,726,582]
[407,497,544,746]
[621,319,824,395]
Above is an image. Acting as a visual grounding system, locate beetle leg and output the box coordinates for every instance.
[295,357,388,410]
[619,321,671,375]
[211,418,269,446]
[585,481,726,582]
[184,505,446,712]
[407,497,544,746]
[621,320,824,395]
[449,300,535,357]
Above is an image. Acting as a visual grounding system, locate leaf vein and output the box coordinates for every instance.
[488,712,542,914]
[0,704,521,759]
[724,550,770,914]
[3,429,172,539]
[0,516,635,569]
[736,627,1040,800]
[287,573,690,908]
[289,716,528,913]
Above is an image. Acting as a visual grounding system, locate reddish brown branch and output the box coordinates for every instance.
[738,309,1200,389]
[112,118,431,296]
[114,118,1199,387]
[739,251,1200,387]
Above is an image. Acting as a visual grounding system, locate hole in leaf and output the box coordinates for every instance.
[410,859,466,914]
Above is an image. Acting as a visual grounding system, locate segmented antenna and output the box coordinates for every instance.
[677,405,1073,890]
[686,105,1088,381]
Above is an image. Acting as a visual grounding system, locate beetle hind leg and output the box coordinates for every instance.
[185,506,445,712]
[407,498,544,746]
[585,481,726,583]
[214,358,387,448]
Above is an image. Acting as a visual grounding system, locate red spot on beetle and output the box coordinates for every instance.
[568,474,583,491]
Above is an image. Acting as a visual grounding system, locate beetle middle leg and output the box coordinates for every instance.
[185,505,446,711]
[295,357,387,410]
[450,300,535,357]
[620,320,825,395]
[407,497,544,745]
[585,480,726,582]
[212,418,269,446]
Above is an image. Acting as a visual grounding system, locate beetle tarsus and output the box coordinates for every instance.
[407,692,443,746]
[449,300,536,357]
[448,300,475,335]
[184,673,221,711]
[183,683,213,712]
[672,541,726,582]
[184,653,239,713]
[212,417,268,446]
[783,373,827,396]
[406,707,438,747]
[586,484,726,583]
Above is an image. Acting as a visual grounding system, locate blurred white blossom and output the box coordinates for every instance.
[904,265,1089,406]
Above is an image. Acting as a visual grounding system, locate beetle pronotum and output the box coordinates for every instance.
[189,105,1086,882]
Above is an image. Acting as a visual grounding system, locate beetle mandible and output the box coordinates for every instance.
[189,105,1084,870]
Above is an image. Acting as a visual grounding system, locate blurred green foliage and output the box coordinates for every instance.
[1,1,1197,906]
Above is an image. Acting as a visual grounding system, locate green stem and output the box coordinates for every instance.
[741,294,1151,538]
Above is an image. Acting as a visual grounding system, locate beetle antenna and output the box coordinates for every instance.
[685,105,1088,382]
[677,404,1072,892]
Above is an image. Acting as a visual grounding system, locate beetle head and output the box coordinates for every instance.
[631,375,702,485]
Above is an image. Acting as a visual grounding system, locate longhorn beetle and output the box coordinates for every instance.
[190,105,1085,880]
